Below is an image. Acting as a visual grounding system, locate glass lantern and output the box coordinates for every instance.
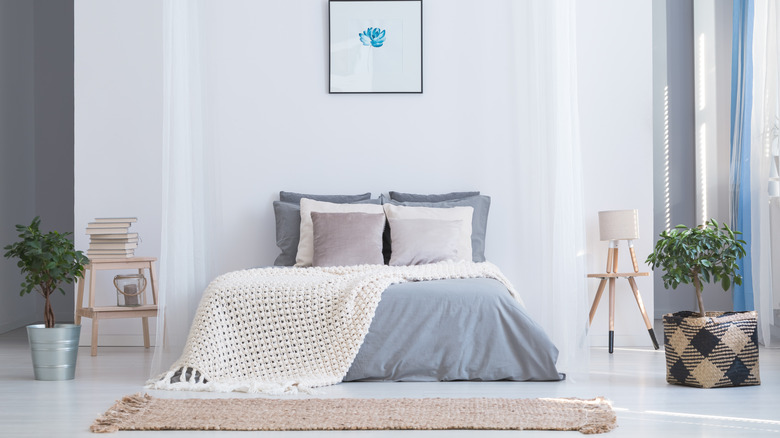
[113,274,147,307]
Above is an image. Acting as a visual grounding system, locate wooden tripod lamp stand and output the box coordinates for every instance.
[588,209,659,353]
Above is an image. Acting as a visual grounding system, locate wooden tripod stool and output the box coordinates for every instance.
[589,210,659,354]
[588,241,659,353]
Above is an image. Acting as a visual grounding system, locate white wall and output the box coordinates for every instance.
[74,0,163,345]
[75,0,654,347]
[578,0,655,347]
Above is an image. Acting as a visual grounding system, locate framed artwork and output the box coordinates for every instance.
[329,0,423,94]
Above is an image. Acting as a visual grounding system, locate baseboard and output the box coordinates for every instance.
[771,323,780,340]
[589,333,660,348]
[78,333,156,347]
[0,316,38,335]
[85,334,657,349]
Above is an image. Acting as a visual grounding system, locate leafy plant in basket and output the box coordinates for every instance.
[646,219,759,389]
[3,216,89,328]
[645,219,746,316]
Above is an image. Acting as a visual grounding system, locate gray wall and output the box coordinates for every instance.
[0,0,75,333]
[652,0,736,317]
[699,0,734,313]
[653,0,698,317]
[33,0,76,324]
[0,1,38,333]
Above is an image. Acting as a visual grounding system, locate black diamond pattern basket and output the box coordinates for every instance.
[663,311,760,388]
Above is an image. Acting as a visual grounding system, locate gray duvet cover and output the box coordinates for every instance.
[345,278,564,382]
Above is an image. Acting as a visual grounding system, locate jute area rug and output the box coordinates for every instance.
[91,393,617,434]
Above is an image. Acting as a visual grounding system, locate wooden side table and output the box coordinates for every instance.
[75,257,159,356]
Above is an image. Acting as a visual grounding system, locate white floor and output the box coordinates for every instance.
[1,326,779,438]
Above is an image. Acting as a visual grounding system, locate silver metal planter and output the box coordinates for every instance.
[26,324,81,381]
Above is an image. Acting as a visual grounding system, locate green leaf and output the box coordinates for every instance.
[3,216,87,320]
[646,218,746,308]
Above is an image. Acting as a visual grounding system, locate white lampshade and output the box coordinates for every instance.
[598,210,639,241]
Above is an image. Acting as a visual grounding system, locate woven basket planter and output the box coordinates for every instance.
[663,311,760,388]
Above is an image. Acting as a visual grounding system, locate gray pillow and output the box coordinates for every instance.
[388,191,480,202]
[279,191,371,204]
[273,201,302,266]
[388,218,462,266]
[273,198,382,266]
[388,195,491,262]
[312,212,385,267]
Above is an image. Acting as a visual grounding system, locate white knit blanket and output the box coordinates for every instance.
[148,261,519,394]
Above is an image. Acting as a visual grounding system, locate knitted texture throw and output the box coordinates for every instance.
[148,261,518,394]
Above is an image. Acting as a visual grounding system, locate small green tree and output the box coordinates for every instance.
[646,219,747,316]
[4,217,89,328]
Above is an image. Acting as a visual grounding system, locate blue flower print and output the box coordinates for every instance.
[359,27,386,48]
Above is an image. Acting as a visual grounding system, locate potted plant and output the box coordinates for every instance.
[646,219,759,388]
[3,216,89,380]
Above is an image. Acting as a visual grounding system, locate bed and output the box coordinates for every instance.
[346,278,563,382]
[150,191,563,393]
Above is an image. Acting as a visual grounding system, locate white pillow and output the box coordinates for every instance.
[383,204,473,263]
[296,199,384,267]
[388,218,462,266]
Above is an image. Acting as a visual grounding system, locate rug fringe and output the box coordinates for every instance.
[577,397,618,434]
[90,393,152,433]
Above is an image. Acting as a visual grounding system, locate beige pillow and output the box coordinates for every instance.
[312,212,385,267]
[296,199,384,267]
[388,218,462,266]
[382,204,473,262]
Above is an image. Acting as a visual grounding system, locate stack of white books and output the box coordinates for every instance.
[86,218,138,259]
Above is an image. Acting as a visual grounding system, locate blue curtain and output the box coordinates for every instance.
[730,0,754,311]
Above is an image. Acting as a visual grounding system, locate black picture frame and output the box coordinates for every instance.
[329,0,423,94]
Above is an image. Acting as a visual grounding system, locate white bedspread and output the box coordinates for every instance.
[147,261,518,393]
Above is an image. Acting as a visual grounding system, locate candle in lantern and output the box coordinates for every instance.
[123,284,140,306]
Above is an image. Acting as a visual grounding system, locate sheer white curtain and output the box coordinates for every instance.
[750,0,780,346]
[149,0,588,378]
[151,0,218,377]
[509,0,590,376]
